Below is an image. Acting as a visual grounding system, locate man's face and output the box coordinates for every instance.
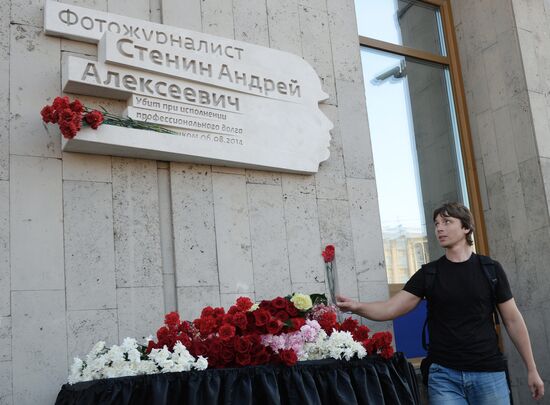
[434,214,469,248]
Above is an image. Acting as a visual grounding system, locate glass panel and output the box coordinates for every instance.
[361,47,468,284]
[356,0,446,56]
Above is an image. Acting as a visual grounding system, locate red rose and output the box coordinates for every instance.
[234,337,252,354]
[232,312,248,330]
[286,302,299,317]
[192,341,209,357]
[322,245,335,263]
[40,105,56,123]
[219,324,236,341]
[266,318,283,335]
[275,310,289,322]
[278,349,298,366]
[253,347,270,365]
[272,297,287,309]
[380,346,394,359]
[235,296,253,311]
[253,309,270,327]
[236,351,251,366]
[165,312,180,328]
[208,338,223,355]
[221,346,234,363]
[84,110,104,129]
[243,334,261,347]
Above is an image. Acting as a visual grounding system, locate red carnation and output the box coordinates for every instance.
[40,105,56,123]
[235,296,253,311]
[165,312,180,328]
[201,306,214,317]
[69,99,84,113]
[318,311,337,333]
[52,96,70,110]
[322,245,335,263]
[59,120,78,139]
[339,317,359,333]
[219,324,236,341]
[353,325,370,341]
[84,110,104,129]
[290,317,306,331]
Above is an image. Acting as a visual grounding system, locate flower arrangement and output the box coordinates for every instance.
[68,293,394,384]
[40,96,174,139]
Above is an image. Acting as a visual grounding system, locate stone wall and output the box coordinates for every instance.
[0,0,390,403]
[451,1,550,403]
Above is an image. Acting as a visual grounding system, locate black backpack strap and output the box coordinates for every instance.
[478,254,500,325]
[421,260,439,351]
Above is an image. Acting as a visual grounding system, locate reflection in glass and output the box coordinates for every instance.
[361,48,468,284]
[356,0,445,56]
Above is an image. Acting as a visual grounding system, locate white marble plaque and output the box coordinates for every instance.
[45,1,332,173]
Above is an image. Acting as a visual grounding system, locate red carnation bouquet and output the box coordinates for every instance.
[41,96,104,139]
[41,96,175,139]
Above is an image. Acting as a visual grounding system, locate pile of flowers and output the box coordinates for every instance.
[68,293,394,384]
[41,96,174,139]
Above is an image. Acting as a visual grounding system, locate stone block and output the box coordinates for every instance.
[107,0,149,19]
[211,166,246,175]
[161,0,201,30]
[315,105,347,200]
[0,361,12,405]
[347,178,387,283]
[476,109,500,176]
[502,171,528,240]
[247,183,291,300]
[10,26,61,158]
[12,290,67,405]
[170,163,218,287]
[64,181,117,310]
[0,317,10,361]
[317,199,357,297]
[541,157,550,205]
[0,1,8,181]
[299,6,336,105]
[201,0,235,38]
[299,0,326,11]
[112,158,163,288]
[475,158,490,213]
[177,286,221,322]
[67,309,118,361]
[117,286,164,341]
[10,156,64,290]
[327,0,362,83]
[529,91,550,159]
[493,106,518,175]
[336,79,375,179]
[358,281,389,305]
[245,170,281,186]
[212,172,254,293]
[510,93,537,164]
[484,172,512,243]
[62,152,112,182]
[490,0,515,37]
[290,282,327,296]
[517,29,544,94]
[521,308,550,378]
[283,193,324,284]
[60,38,98,56]
[11,0,44,26]
[282,173,316,196]
[233,0,269,46]
[0,181,8,316]
[519,157,549,232]
[266,0,301,55]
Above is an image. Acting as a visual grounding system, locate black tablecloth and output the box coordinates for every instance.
[55,352,420,405]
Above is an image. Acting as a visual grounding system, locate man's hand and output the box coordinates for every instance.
[528,369,544,400]
[336,295,360,314]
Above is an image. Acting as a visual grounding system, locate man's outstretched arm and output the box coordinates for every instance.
[336,290,421,321]
[498,298,545,401]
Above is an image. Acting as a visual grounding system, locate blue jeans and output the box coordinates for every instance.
[428,363,510,405]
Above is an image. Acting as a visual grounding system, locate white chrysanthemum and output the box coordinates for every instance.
[68,358,85,384]
[195,356,208,371]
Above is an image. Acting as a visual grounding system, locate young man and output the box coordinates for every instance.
[337,202,544,404]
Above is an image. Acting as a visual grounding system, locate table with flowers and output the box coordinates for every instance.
[55,293,420,405]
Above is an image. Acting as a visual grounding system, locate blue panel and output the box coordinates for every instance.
[393,299,427,358]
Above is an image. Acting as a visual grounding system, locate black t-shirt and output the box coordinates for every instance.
[403,253,513,371]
